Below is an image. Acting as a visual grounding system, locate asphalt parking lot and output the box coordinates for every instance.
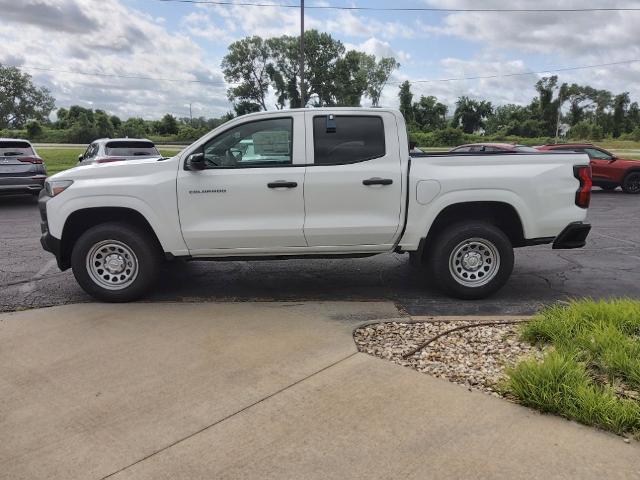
[1,190,638,315]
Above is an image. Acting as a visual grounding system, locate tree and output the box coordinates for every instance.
[413,95,448,131]
[233,100,262,116]
[0,64,55,128]
[94,110,114,138]
[485,104,527,135]
[120,117,147,138]
[366,57,400,107]
[109,115,122,131]
[333,50,371,107]
[158,113,178,135]
[398,81,413,122]
[304,30,346,106]
[612,92,630,138]
[531,76,563,136]
[452,96,493,134]
[25,120,42,139]
[222,31,398,109]
[267,30,348,108]
[222,36,271,111]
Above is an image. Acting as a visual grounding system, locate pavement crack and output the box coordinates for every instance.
[98,351,359,480]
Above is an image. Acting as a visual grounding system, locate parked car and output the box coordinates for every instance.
[39,108,591,302]
[77,138,161,165]
[536,143,640,194]
[450,143,539,153]
[0,139,47,196]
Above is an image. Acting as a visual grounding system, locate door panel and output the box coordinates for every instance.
[302,112,403,247]
[177,113,307,252]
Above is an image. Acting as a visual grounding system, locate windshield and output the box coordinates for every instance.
[0,141,34,156]
[104,141,159,157]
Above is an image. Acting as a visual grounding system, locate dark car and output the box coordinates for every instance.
[536,143,640,194]
[0,139,47,196]
[78,138,161,165]
[450,143,539,153]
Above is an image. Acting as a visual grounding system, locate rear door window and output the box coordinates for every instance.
[313,115,385,165]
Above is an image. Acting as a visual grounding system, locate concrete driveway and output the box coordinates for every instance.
[1,302,638,480]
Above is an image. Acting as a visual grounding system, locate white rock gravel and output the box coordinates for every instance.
[354,320,543,396]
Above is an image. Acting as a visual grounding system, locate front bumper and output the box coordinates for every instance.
[38,191,65,269]
[552,222,591,249]
[0,176,46,195]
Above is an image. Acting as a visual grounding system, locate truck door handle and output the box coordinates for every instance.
[363,178,393,186]
[268,181,298,189]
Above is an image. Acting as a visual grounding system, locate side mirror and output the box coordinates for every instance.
[77,154,83,162]
[186,152,205,171]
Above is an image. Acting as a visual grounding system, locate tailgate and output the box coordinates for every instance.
[0,157,35,176]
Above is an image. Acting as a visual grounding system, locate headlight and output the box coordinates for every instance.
[45,179,74,197]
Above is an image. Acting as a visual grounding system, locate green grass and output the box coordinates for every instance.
[38,147,182,176]
[506,299,640,436]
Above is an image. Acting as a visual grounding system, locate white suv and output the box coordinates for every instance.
[77,138,161,165]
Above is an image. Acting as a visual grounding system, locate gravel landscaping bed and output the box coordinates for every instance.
[354,320,543,396]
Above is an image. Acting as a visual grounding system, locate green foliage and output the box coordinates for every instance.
[620,125,640,142]
[507,299,640,436]
[0,64,55,129]
[222,30,398,110]
[25,120,42,139]
[412,95,448,131]
[451,96,493,134]
[398,81,413,122]
[222,36,271,111]
[507,351,640,435]
[367,57,400,107]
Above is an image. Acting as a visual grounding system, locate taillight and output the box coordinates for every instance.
[573,165,592,209]
[18,156,43,164]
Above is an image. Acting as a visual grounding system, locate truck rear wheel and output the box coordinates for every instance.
[429,222,514,299]
[71,222,161,302]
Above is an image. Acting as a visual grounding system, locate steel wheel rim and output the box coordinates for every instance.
[86,240,139,290]
[449,237,500,287]
[625,173,640,193]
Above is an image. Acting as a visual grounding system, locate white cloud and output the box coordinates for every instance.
[346,38,411,63]
[424,0,640,59]
[0,0,230,119]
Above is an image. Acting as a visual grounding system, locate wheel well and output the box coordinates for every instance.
[624,168,640,179]
[421,202,525,254]
[59,207,163,269]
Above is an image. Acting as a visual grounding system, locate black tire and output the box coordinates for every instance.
[71,222,162,302]
[622,171,640,194]
[428,222,514,300]
[600,185,617,191]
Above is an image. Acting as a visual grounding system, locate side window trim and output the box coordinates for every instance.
[311,114,386,166]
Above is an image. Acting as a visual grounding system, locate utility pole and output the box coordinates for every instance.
[299,0,305,108]
[189,103,193,126]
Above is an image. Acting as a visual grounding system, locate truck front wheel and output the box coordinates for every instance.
[429,222,514,300]
[71,222,161,302]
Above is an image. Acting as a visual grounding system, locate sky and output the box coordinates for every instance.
[1,0,639,120]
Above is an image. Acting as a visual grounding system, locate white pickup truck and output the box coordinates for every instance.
[39,108,592,302]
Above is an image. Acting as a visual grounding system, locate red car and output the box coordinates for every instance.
[537,143,640,194]
[450,143,539,153]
